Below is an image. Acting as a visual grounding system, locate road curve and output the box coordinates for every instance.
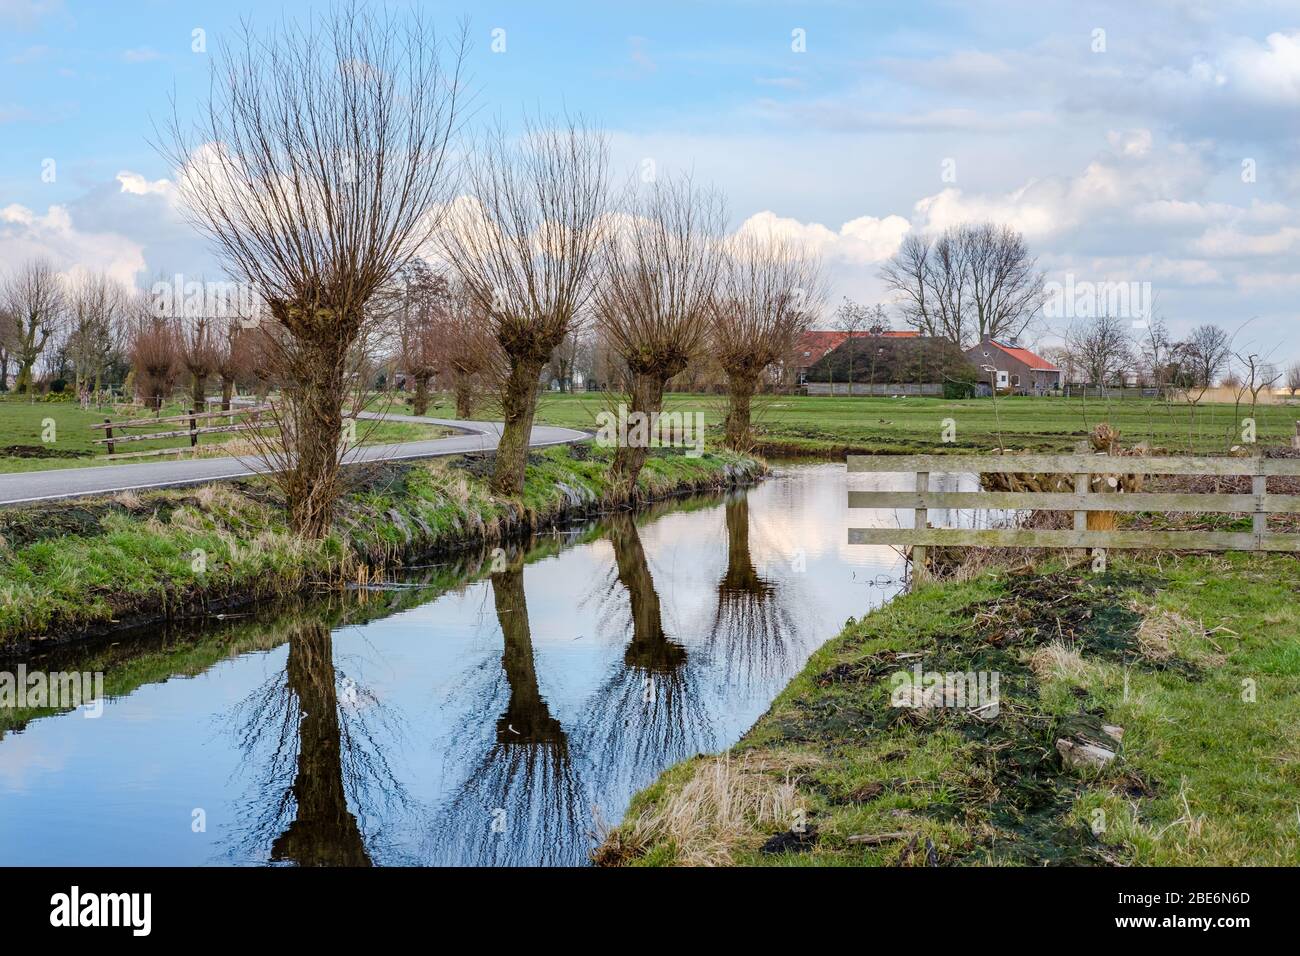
[0,413,589,506]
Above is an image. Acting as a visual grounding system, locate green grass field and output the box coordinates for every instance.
[525,391,1299,456]
[600,553,1300,867]
[0,398,450,474]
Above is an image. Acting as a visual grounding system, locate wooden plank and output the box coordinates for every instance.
[846,454,1300,477]
[912,471,928,582]
[1253,475,1268,536]
[847,527,1270,551]
[1073,471,1088,561]
[846,490,1300,513]
[92,422,276,445]
[89,405,271,430]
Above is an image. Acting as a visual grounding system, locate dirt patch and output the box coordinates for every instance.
[0,444,89,460]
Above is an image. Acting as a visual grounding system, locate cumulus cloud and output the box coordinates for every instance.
[732,209,909,264]
[0,203,146,285]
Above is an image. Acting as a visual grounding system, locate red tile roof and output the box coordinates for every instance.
[987,340,1060,372]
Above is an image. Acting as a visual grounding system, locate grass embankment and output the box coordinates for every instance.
[0,398,450,473]
[0,443,763,650]
[599,553,1300,866]
[519,391,1300,457]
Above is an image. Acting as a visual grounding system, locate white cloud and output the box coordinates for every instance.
[733,209,910,264]
[0,203,146,285]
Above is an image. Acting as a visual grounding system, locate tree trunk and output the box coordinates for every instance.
[191,373,206,412]
[411,371,432,416]
[220,375,235,412]
[16,360,35,396]
[492,357,544,497]
[491,560,563,745]
[284,338,348,537]
[724,369,759,451]
[609,513,684,671]
[269,622,372,867]
[453,372,475,419]
[609,370,666,503]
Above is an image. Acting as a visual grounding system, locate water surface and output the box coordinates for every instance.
[0,462,987,866]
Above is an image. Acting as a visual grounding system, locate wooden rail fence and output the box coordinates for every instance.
[91,405,273,460]
[848,453,1300,576]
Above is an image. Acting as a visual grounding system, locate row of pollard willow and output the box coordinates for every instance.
[847,453,1300,580]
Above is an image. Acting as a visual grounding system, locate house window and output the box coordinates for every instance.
[1011,374,1020,387]
[996,370,1009,387]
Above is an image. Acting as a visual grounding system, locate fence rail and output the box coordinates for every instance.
[90,405,273,460]
[847,453,1300,571]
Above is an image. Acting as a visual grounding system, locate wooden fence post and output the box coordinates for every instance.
[189,408,199,447]
[104,418,115,456]
[1253,468,1267,546]
[1074,470,1089,563]
[912,470,929,583]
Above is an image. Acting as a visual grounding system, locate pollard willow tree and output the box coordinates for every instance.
[440,118,611,497]
[161,5,465,536]
[3,259,66,396]
[434,279,497,419]
[712,231,824,451]
[594,175,726,498]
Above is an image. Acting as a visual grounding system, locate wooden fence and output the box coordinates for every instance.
[848,453,1300,574]
[90,405,273,460]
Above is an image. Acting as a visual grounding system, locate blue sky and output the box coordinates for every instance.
[3,0,1300,360]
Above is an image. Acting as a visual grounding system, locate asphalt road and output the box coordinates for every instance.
[0,413,589,506]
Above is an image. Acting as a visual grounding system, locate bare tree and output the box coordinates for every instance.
[435,279,497,418]
[160,3,466,536]
[3,259,66,395]
[1136,315,1178,394]
[1286,360,1300,397]
[1183,323,1232,387]
[833,297,872,392]
[179,314,221,411]
[547,328,587,394]
[385,260,448,416]
[440,117,611,495]
[881,223,1042,347]
[128,301,181,411]
[1068,314,1133,390]
[215,318,259,411]
[594,175,725,495]
[67,271,127,400]
[712,230,825,450]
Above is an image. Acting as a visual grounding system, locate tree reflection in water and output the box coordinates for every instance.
[710,494,799,691]
[578,512,714,810]
[228,617,409,866]
[426,553,587,866]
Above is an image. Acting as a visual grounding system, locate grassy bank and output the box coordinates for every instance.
[0,398,451,473]
[598,552,1300,866]
[0,443,763,651]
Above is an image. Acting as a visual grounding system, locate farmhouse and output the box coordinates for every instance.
[804,334,975,396]
[793,329,919,387]
[964,336,1062,395]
